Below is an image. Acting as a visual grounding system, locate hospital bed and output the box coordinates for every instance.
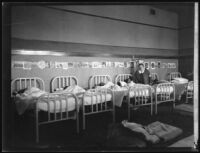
[11,77,79,143]
[169,72,182,81]
[155,83,175,114]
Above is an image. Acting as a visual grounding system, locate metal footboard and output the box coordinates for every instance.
[35,92,79,143]
[82,88,115,130]
[127,85,153,121]
[155,83,175,114]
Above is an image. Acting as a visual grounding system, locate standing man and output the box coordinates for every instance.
[134,63,151,84]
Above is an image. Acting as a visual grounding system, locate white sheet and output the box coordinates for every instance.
[38,97,78,113]
[82,93,112,106]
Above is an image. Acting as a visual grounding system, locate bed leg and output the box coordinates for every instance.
[76,112,79,134]
[83,112,85,130]
[155,103,157,115]
[128,100,130,121]
[35,105,39,143]
[112,109,115,123]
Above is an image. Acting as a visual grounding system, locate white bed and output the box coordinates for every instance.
[11,77,79,143]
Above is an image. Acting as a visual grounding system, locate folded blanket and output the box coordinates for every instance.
[122,120,160,144]
[146,121,183,142]
[122,120,183,144]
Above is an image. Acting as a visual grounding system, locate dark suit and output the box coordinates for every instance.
[134,69,150,84]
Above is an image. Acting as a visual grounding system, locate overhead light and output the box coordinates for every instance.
[12,49,66,56]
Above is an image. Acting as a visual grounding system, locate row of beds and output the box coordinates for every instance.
[11,73,194,143]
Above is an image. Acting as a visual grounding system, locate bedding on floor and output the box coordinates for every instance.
[121,120,183,144]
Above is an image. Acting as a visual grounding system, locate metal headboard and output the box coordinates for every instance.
[114,74,132,84]
[89,75,112,89]
[170,72,182,81]
[11,77,45,96]
[51,76,78,92]
[151,73,159,80]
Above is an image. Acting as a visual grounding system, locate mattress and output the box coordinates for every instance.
[38,97,78,113]
[129,89,150,98]
[82,93,112,106]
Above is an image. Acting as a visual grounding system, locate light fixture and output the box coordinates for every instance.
[12,49,66,56]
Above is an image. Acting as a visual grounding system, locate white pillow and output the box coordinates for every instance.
[120,81,127,87]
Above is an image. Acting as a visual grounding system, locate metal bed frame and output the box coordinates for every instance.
[151,73,159,81]
[169,72,182,81]
[186,81,194,103]
[155,83,175,114]
[88,75,112,89]
[51,76,78,92]
[127,85,153,121]
[114,74,132,84]
[11,77,79,143]
[11,77,45,96]
[82,88,115,130]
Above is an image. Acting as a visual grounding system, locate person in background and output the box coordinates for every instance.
[134,63,151,84]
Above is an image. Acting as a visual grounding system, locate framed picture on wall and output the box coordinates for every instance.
[157,61,161,68]
[12,61,24,69]
[92,62,102,68]
[151,62,155,69]
[102,62,106,68]
[62,62,68,69]
[168,63,171,68]
[118,62,124,68]
[172,63,176,68]
[124,61,131,68]
[144,62,149,69]
[23,61,32,70]
[68,62,74,68]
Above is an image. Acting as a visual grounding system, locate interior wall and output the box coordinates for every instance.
[11,5,179,91]
[12,55,178,92]
[178,5,194,79]
[11,5,178,49]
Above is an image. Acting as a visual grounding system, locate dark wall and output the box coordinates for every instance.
[178,5,194,79]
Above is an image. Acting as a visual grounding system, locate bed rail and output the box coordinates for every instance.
[51,76,78,92]
[155,83,175,114]
[11,77,45,96]
[151,73,159,81]
[88,75,112,89]
[82,88,115,130]
[169,72,182,81]
[35,92,79,143]
[127,85,153,121]
[114,74,132,84]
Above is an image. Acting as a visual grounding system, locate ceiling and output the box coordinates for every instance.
[151,3,194,14]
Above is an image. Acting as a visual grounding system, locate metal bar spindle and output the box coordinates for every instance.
[96,94,98,112]
[60,95,63,120]
[82,94,86,130]
[69,77,71,86]
[59,77,61,89]
[128,89,131,121]
[19,79,22,89]
[105,90,107,110]
[91,93,94,113]
[54,98,57,120]
[24,79,27,88]
[95,77,97,86]
[29,79,31,89]
[65,94,68,119]
[100,92,103,111]
[48,95,50,121]
[35,102,39,143]
[34,78,37,88]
